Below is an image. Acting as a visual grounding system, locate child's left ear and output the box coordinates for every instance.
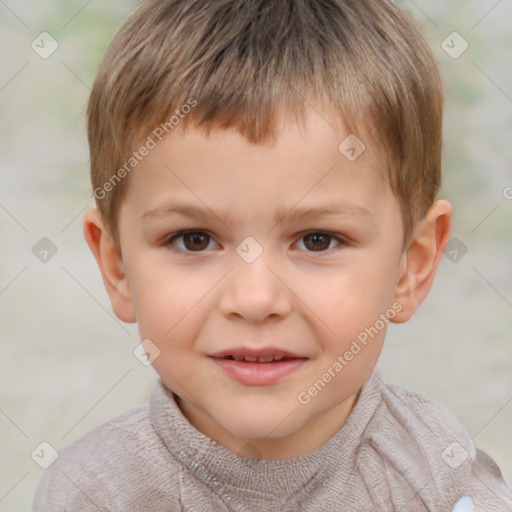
[391,199,452,324]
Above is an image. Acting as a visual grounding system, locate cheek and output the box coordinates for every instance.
[351,246,402,304]
[307,261,395,320]
[301,258,398,359]
[127,262,191,341]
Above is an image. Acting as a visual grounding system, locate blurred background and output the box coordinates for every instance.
[0,0,511,510]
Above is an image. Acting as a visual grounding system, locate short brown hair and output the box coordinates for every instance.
[87,0,444,248]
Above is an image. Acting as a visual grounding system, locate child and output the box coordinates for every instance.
[33,0,512,510]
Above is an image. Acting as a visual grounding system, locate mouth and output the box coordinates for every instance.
[208,347,308,385]
[209,347,307,361]
[218,354,302,363]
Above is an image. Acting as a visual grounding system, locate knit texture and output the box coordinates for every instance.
[32,373,512,511]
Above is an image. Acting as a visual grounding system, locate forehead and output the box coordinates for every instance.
[124,111,395,225]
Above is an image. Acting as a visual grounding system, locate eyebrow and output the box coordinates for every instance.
[141,201,373,226]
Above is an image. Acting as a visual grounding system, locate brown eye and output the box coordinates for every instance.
[182,232,210,251]
[167,231,215,253]
[302,233,333,251]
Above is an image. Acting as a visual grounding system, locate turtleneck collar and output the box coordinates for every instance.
[148,373,381,507]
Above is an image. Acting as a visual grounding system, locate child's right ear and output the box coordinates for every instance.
[83,209,137,324]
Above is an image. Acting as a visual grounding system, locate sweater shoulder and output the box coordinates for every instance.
[368,380,476,473]
[32,404,180,511]
[52,403,155,469]
[380,381,471,437]
[357,377,512,510]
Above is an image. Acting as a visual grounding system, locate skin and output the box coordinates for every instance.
[84,109,452,459]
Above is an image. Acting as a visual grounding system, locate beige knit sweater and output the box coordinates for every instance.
[32,373,512,511]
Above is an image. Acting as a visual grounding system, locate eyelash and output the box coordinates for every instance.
[164,230,347,256]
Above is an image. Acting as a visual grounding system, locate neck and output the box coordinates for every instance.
[176,390,360,459]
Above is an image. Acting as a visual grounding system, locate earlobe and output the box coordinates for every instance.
[83,209,137,323]
[391,200,452,324]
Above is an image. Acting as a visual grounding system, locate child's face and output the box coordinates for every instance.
[115,111,409,457]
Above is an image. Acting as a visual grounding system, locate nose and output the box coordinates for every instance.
[218,250,292,324]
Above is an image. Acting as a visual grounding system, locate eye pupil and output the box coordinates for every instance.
[184,232,209,251]
[305,233,330,251]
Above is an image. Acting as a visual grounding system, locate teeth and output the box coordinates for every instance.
[257,356,274,363]
[230,355,287,363]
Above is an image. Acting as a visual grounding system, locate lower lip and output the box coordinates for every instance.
[209,357,307,386]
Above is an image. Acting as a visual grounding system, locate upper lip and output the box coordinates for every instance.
[209,347,307,359]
